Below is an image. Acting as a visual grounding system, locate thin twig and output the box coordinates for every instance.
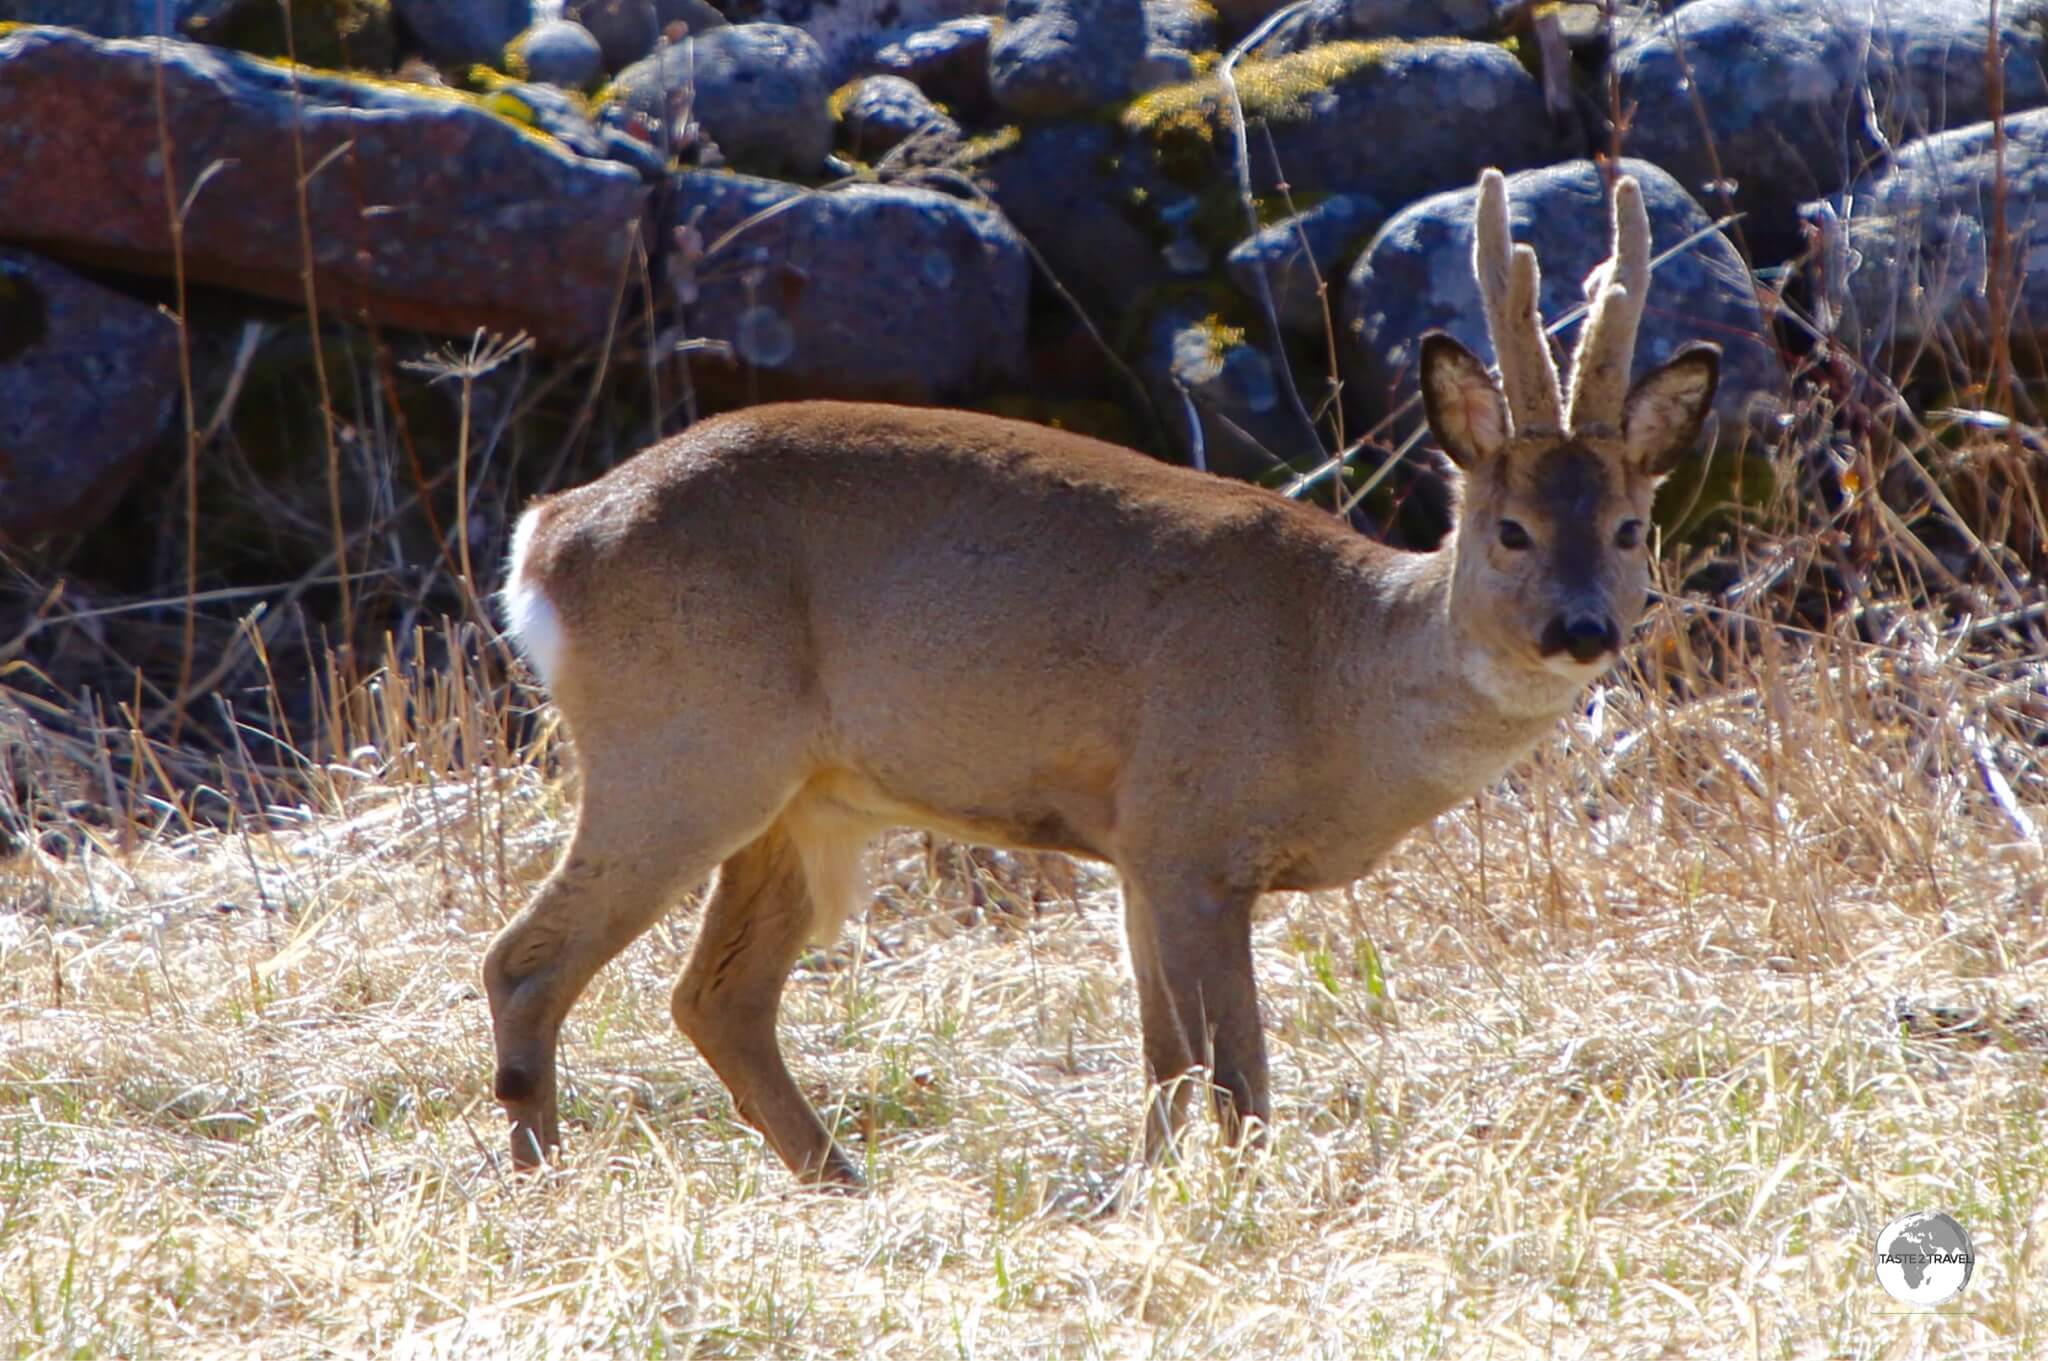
[149,6,203,746]
[1982,0,2016,419]
[1215,0,1327,474]
[280,5,355,662]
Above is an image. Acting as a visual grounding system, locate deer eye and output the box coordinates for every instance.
[1497,519,1531,550]
[1615,519,1644,550]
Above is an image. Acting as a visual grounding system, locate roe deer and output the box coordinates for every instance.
[487,168,1720,1185]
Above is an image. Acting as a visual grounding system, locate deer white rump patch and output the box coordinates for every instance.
[501,508,565,688]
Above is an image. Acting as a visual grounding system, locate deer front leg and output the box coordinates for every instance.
[1121,871,1270,1162]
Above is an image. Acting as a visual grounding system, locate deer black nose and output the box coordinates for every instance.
[1541,614,1620,663]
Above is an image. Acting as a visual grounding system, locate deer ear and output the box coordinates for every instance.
[1624,342,1720,478]
[1420,331,1509,469]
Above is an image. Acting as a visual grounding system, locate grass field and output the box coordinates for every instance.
[1,594,2042,1359]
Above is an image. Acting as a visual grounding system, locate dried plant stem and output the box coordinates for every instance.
[1215,0,1327,476]
[1983,0,2016,419]
[280,3,354,661]
[149,6,203,746]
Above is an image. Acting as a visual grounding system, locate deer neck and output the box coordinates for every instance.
[1354,542,1583,798]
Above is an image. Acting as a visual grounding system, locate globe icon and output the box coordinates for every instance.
[1874,1211,1975,1306]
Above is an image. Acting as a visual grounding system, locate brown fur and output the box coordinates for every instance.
[483,174,1721,1185]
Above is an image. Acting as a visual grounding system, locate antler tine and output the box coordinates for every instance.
[1506,244,1564,428]
[1473,169,1565,435]
[1565,174,1652,432]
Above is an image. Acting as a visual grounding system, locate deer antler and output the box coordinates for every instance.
[1473,168,1564,436]
[1564,174,1652,434]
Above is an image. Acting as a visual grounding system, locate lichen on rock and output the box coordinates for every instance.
[1119,38,1564,223]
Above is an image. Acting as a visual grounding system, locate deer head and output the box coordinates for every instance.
[1419,168,1721,700]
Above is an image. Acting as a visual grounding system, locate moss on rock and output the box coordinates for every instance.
[955,124,1024,165]
[479,89,538,128]
[1191,311,1246,362]
[1120,40,1448,187]
[1233,40,1420,119]
[827,77,864,122]
[499,34,530,79]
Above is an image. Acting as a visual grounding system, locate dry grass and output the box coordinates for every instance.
[0,596,2043,1360]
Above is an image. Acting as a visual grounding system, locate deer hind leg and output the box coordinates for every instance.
[671,798,872,1188]
[1121,871,1270,1163]
[484,748,794,1170]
